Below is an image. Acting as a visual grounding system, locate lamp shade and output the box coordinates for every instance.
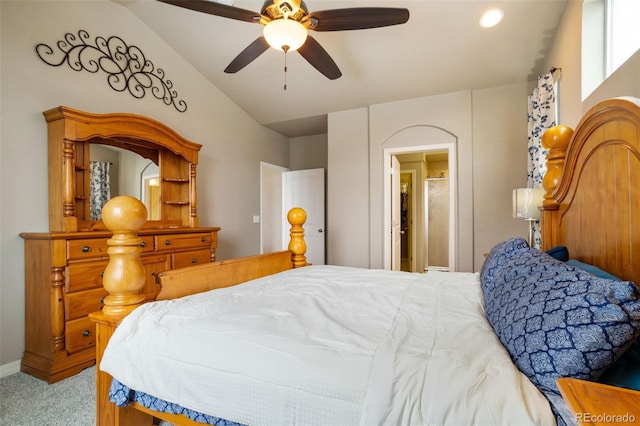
[263,19,308,52]
[512,188,545,220]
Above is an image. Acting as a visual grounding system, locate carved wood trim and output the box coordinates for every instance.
[190,163,198,227]
[50,266,66,354]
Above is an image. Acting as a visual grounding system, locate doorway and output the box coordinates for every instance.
[384,144,456,272]
[260,162,326,265]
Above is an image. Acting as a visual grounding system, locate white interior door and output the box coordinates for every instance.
[391,156,401,271]
[283,168,325,265]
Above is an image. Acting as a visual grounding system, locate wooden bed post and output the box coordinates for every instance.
[288,207,308,267]
[89,196,154,426]
[540,125,572,250]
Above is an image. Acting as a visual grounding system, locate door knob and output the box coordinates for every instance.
[318,229,323,233]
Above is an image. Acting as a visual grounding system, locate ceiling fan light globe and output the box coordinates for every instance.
[263,18,308,52]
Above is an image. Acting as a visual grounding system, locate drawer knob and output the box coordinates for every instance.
[165,240,172,246]
[201,237,207,243]
[82,330,92,337]
[82,245,91,253]
[140,241,147,248]
[191,258,198,264]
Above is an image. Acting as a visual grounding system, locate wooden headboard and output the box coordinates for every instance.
[541,97,640,284]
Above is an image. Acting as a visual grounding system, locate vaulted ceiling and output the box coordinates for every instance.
[118,0,569,137]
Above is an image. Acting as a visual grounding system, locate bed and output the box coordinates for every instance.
[90,97,640,426]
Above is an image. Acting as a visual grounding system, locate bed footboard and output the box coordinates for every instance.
[156,206,308,300]
[89,196,307,426]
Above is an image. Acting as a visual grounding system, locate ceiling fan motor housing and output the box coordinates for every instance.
[261,0,309,21]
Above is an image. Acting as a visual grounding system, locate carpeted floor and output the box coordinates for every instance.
[0,367,175,425]
[0,367,96,425]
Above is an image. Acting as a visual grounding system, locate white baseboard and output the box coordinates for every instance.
[0,360,21,378]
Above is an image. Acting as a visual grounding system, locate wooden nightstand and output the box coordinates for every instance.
[557,378,640,425]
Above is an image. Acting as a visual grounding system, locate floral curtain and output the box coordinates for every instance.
[90,161,111,221]
[527,72,556,248]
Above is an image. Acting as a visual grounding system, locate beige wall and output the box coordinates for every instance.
[472,83,532,269]
[327,108,370,268]
[427,160,448,178]
[328,86,529,272]
[290,134,328,171]
[0,1,289,369]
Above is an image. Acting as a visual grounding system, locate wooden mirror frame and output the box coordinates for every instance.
[44,106,202,232]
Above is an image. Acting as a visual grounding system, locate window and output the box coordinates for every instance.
[582,0,640,99]
[608,0,640,72]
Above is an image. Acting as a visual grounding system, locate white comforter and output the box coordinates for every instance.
[101,265,555,426]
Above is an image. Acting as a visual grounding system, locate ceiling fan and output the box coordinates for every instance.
[157,0,410,80]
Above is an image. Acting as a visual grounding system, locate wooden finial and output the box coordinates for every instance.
[100,196,148,316]
[287,207,308,267]
[542,125,573,206]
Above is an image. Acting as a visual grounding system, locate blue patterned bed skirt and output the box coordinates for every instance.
[109,378,245,426]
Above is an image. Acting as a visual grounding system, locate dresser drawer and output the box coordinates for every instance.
[173,248,212,269]
[65,287,108,320]
[67,238,109,260]
[139,235,155,253]
[65,317,96,354]
[66,259,108,292]
[155,233,213,252]
[67,236,154,261]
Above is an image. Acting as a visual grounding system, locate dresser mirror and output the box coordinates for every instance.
[90,144,161,221]
[141,160,161,220]
[45,106,202,232]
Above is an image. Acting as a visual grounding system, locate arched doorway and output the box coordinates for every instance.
[382,127,457,272]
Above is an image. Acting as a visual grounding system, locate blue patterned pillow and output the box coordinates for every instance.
[482,247,640,397]
[597,336,640,391]
[480,238,530,291]
[546,245,569,261]
[566,259,621,281]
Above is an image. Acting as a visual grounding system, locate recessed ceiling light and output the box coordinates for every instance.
[480,9,504,28]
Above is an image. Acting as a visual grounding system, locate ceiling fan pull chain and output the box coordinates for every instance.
[283,45,290,90]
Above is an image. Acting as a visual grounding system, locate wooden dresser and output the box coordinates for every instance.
[20,227,218,383]
[21,106,221,383]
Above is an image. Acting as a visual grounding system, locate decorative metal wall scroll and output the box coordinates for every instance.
[36,30,187,112]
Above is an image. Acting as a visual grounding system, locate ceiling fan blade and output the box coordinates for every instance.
[224,37,270,73]
[297,36,342,80]
[308,8,409,31]
[157,0,259,23]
